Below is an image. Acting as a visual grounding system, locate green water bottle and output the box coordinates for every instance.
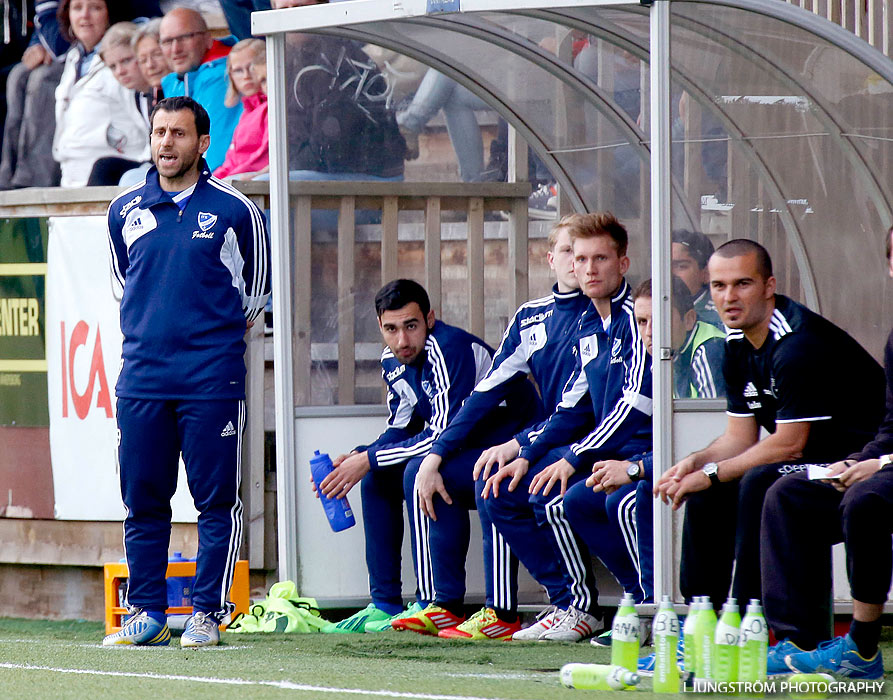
[788,673,834,700]
[611,592,640,672]
[738,599,769,694]
[695,596,717,683]
[682,597,701,680]
[560,663,640,690]
[653,595,681,693]
[713,597,741,683]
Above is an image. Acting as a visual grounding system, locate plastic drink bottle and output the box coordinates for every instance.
[560,663,640,690]
[682,597,701,679]
[309,450,356,532]
[738,599,769,694]
[166,551,194,608]
[713,597,741,683]
[611,592,640,672]
[788,673,834,700]
[165,551,195,629]
[695,596,717,682]
[653,595,681,693]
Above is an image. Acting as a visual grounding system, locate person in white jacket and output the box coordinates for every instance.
[52,0,149,188]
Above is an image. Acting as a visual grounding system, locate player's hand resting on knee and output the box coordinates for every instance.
[529,458,574,497]
[587,459,632,494]
[473,439,521,481]
[320,451,370,500]
[482,457,529,499]
[416,454,451,520]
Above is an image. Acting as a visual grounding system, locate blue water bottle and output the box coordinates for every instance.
[309,450,356,532]
[166,551,194,608]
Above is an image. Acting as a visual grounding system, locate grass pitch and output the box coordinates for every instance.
[0,618,890,699]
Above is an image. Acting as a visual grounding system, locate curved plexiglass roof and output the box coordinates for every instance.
[254,0,893,352]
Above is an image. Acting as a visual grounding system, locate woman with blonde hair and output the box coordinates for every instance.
[214,38,268,180]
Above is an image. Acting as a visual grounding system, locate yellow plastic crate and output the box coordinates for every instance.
[103,560,249,633]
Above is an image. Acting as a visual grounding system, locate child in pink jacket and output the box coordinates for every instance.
[213,39,268,180]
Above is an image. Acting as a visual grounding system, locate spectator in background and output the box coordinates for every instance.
[672,228,724,329]
[159,7,240,172]
[397,69,490,183]
[134,18,167,104]
[52,0,151,187]
[92,19,168,188]
[213,38,267,180]
[0,1,69,188]
[86,22,154,186]
[0,0,160,189]
[0,1,43,152]
[219,0,271,40]
[284,34,405,181]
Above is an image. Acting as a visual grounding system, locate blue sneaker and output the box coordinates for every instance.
[180,611,220,647]
[785,634,884,680]
[638,634,685,677]
[102,610,171,646]
[767,638,805,675]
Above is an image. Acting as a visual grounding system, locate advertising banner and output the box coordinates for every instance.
[0,217,48,426]
[46,216,197,522]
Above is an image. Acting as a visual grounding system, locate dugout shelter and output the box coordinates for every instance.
[253,0,893,606]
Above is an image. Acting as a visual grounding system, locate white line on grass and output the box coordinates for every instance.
[0,639,250,651]
[0,663,515,700]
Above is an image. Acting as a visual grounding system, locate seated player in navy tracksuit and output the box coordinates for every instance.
[565,276,725,612]
[484,212,651,642]
[317,279,537,634]
[391,215,590,640]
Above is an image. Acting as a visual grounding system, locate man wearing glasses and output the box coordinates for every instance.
[159,7,241,171]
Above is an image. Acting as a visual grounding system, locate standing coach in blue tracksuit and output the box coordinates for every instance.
[103,96,270,648]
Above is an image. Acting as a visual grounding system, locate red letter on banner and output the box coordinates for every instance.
[61,321,68,418]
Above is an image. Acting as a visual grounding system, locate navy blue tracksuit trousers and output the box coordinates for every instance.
[362,408,529,610]
[117,397,244,619]
[404,448,518,610]
[484,448,598,613]
[564,479,650,603]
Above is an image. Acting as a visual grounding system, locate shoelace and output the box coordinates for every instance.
[535,605,559,623]
[468,609,496,627]
[190,612,216,635]
[555,607,583,630]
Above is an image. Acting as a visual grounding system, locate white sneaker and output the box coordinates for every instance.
[180,611,220,647]
[512,605,564,641]
[538,605,601,642]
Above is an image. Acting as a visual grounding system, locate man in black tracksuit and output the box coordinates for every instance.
[760,227,893,681]
[655,238,884,675]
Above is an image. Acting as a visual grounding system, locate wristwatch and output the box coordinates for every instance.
[627,461,642,482]
[879,454,893,470]
[702,462,722,487]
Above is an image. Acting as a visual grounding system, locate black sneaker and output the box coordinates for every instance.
[591,629,612,647]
